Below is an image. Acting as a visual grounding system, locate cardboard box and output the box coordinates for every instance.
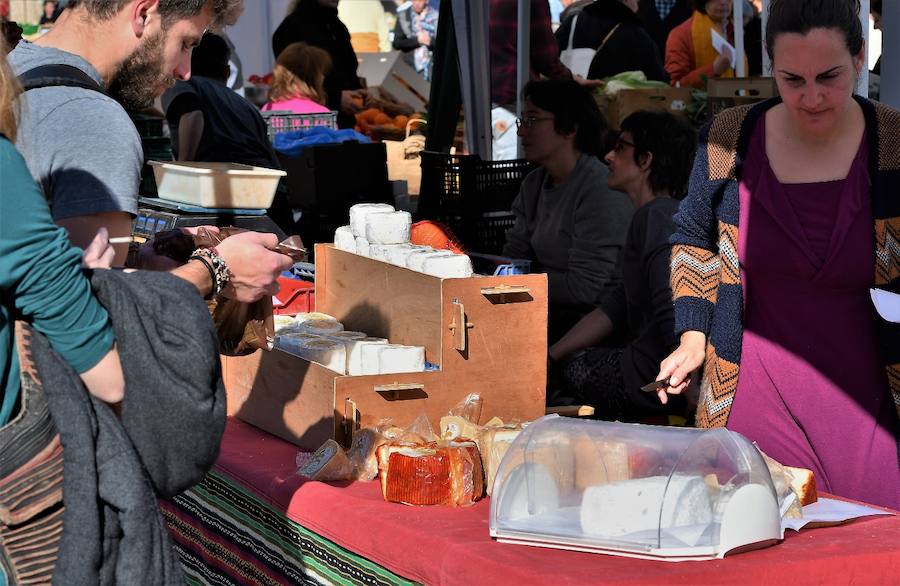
[221,244,549,450]
[707,78,778,119]
[604,87,694,130]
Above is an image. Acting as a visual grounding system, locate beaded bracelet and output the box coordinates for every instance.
[188,247,231,298]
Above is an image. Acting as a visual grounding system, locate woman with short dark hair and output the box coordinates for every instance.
[503,79,633,344]
[549,110,697,421]
[659,0,900,508]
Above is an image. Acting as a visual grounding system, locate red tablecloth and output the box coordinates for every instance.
[217,418,900,585]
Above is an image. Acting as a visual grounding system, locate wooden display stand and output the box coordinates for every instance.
[221,244,549,450]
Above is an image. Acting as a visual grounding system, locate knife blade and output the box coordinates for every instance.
[640,375,689,393]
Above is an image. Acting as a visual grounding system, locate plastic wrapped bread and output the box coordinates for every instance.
[376,344,426,374]
[298,439,353,481]
[355,236,370,256]
[349,203,395,237]
[580,475,714,537]
[365,211,412,244]
[334,225,356,252]
[376,442,484,506]
[347,428,386,481]
[573,436,631,491]
[296,338,347,373]
[477,426,524,496]
[422,254,474,279]
[408,250,452,272]
[347,337,389,375]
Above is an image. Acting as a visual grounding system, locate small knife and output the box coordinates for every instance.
[640,376,689,393]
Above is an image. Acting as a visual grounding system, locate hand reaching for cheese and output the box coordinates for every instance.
[216,231,294,303]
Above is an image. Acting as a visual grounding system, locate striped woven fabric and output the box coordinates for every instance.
[161,471,416,586]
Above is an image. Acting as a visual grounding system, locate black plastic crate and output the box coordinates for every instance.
[417,152,533,254]
[418,152,533,217]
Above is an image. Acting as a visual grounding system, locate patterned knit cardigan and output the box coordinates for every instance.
[671,96,900,429]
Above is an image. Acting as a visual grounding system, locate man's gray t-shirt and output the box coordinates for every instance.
[9,41,143,220]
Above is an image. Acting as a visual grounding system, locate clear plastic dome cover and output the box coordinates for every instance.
[489,416,781,560]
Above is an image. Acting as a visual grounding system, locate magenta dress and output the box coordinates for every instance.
[728,116,900,509]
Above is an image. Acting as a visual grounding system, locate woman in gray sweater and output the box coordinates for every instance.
[503,79,633,343]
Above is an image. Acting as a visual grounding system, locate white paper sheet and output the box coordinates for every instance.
[710,29,736,69]
[870,288,900,322]
[781,498,893,532]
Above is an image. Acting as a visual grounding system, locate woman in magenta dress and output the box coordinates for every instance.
[657,0,899,509]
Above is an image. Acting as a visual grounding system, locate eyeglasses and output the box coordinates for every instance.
[515,116,554,129]
[613,137,636,152]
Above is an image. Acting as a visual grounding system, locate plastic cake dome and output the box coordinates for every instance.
[489,415,781,561]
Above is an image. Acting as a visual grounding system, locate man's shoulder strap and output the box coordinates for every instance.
[17,64,106,95]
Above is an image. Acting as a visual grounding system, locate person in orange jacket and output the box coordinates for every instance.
[664,0,738,88]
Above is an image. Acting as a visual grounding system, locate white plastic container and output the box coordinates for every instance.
[149,161,286,209]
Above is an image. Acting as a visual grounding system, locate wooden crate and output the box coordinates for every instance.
[222,244,548,449]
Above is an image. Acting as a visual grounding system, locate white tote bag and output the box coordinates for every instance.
[559,14,596,79]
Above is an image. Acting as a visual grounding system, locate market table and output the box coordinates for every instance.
[161,418,900,586]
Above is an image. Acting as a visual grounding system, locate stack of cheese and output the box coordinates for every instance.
[333,203,474,279]
[274,312,427,375]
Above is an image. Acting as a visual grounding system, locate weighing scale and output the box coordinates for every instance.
[133,197,286,242]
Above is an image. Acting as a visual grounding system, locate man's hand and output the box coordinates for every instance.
[216,231,293,303]
[573,75,604,88]
[82,227,116,269]
[417,31,431,46]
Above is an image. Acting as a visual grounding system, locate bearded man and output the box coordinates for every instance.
[9,0,291,302]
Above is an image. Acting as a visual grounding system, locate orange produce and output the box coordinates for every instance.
[360,108,381,124]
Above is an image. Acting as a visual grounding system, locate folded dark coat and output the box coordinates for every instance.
[29,268,226,585]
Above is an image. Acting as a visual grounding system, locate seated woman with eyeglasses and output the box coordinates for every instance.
[503,79,634,344]
[547,110,697,421]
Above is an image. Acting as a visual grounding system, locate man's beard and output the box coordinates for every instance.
[107,30,176,110]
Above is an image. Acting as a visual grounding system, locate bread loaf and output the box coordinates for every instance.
[377,443,485,506]
[785,466,818,506]
[347,428,385,481]
[477,426,522,496]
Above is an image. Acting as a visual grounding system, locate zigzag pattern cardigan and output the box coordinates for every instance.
[671,96,900,429]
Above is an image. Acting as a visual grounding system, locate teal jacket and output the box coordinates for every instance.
[0,136,113,425]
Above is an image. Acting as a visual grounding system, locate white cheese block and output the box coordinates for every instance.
[365,211,412,245]
[384,244,419,266]
[276,331,321,355]
[368,243,406,262]
[297,318,344,336]
[349,203,394,237]
[297,338,347,374]
[407,249,454,272]
[580,475,714,537]
[273,314,297,333]
[334,225,356,252]
[359,342,387,375]
[326,331,368,342]
[376,344,426,374]
[355,236,370,256]
[422,254,474,279]
[294,312,338,324]
[348,337,389,375]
